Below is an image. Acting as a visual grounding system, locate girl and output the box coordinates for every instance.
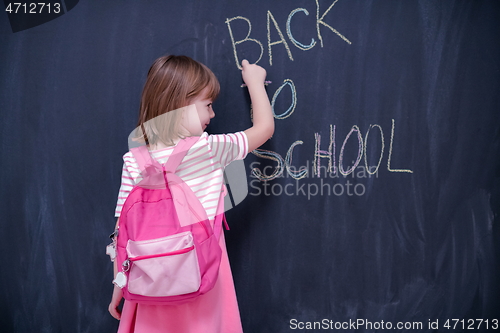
[108,55,273,333]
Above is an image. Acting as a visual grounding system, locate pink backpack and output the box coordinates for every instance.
[115,136,228,305]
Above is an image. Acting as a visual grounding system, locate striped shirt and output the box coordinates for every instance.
[115,131,248,220]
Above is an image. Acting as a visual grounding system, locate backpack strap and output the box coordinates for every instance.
[167,136,228,241]
[132,136,227,240]
[164,136,199,173]
[130,146,162,178]
[130,136,199,177]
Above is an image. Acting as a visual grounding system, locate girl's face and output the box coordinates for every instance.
[184,88,215,135]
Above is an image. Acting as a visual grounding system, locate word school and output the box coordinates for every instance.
[250,120,413,182]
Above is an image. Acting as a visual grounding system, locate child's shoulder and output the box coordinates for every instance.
[121,131,248,165]
[206,131,248,148]
[121,135,209,164]
[206,131,249,164]
[182,132,248,156]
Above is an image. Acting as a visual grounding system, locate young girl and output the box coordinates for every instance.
[108,55,273,333]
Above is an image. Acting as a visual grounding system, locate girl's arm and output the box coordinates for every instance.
[241,59,274,152]
[109,218,123,320]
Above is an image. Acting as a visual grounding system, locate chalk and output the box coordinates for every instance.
[241,81,272,88]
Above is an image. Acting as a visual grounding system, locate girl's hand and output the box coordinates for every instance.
[108,285,123,320]
[241,59,267,87]
[241,60,274,151]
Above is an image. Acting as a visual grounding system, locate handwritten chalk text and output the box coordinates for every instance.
[225,0,351,68]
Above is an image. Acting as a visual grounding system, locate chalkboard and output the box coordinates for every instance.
[1,1,499,332]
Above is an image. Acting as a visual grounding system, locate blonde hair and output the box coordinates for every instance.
[134,55,220,146]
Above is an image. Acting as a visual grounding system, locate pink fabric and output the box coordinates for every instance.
[115,133,248,332]
[118,232,243,333]
[118,138,224,304]
[116,132,248,219]
[126,232,201,297]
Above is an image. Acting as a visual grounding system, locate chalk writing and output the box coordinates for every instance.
[271,79,297,119]
[315,0,351,47]
[287,8,316,51]
[313,124,334,177]
[286,141,308,180]
[364,124,384,175]
[251,149,284,181]
[225,0,351,68]
[251,120,412,182]
[226,1,412,186]
[225,16,264,70]
[387,119,413,173]
[267,10,294,66]
[338,125,363,176]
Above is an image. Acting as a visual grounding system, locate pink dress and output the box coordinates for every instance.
[114,132,248,333]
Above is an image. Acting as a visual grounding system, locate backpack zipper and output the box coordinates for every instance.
[129,245,195,262]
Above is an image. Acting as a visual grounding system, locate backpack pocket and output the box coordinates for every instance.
[126,231,201,297]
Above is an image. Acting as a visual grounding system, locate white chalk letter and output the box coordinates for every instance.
[271,79,297,119]
[316,0,352,47]
[225,16,264,69]
[287,8,316,50]
[387,119,413,173]
[267,10,294,65]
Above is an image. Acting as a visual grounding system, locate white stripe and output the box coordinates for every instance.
[115,132,248,218]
